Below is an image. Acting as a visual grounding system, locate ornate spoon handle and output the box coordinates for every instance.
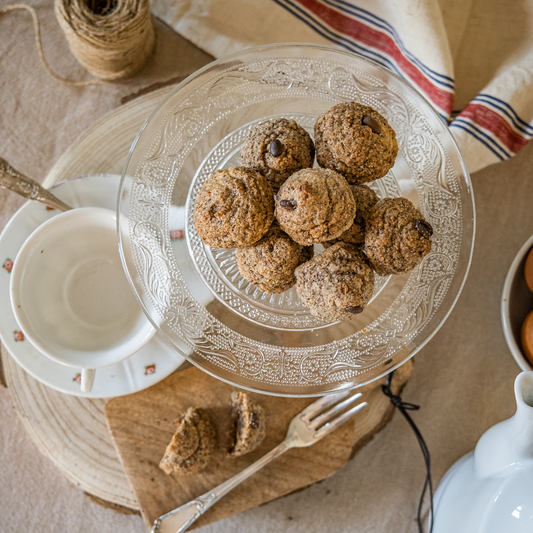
[0,157,72,211]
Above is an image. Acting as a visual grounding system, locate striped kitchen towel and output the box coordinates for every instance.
[152,0,533,174]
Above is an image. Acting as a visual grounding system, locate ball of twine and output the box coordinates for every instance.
[54,0,156,80]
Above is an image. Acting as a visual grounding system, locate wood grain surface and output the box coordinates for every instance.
[1,347,139,510]
[106,360,412,530]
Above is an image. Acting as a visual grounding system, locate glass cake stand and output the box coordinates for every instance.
[117,43,475,396]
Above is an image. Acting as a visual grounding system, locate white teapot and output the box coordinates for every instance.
[433,372,533,532]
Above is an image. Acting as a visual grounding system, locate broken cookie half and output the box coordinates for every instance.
[159,407,216,475]
[228,391,266,457]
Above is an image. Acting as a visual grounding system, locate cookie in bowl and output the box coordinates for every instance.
[323,183,379,248]
[235,223,313,294]
[364,197,433,276]
[193,166,275,249]
[295,242,375,322]
[314,102,398,184]
[275,168,355,246]
[240,118,315,192]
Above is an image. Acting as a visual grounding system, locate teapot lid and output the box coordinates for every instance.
[433,453,533,532]
[433,372,533,532]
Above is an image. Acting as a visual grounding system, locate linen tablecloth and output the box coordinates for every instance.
[1,1,533,532]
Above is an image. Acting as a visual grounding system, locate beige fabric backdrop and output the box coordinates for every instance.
[0,1,531,533]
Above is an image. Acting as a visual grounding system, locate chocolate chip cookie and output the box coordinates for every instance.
[240,118,315,191]
[236,224,313,294]
[295,242,375,322]
[193,166,275,249]
[159,408,217,475]
[364,197,433,276]
[315,102,398,184]
[275,168,355,245]
[324,183,379,247]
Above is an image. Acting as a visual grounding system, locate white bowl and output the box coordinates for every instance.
[501,234,533,371]
[10,207,156,390]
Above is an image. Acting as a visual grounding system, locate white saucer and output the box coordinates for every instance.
[0,174,185,398]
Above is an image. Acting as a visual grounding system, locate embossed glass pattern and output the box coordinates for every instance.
[118,44,475,396]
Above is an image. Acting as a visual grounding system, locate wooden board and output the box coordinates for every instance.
[105,360,412,530]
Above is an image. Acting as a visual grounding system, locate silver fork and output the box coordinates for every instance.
[152,390,367,533]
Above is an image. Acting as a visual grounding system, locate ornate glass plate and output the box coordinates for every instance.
[118,44,475,396]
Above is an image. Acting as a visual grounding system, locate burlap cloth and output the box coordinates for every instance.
[0,1,532,532]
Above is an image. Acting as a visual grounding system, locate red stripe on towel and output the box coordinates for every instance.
[294,0,454,115]
[458,103,528,154]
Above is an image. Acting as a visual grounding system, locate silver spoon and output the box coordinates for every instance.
[0,157,73,212]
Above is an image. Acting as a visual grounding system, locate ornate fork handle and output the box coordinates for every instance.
[152,442,290,533]
[0,157,72,211]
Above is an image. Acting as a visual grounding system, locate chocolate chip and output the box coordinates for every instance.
[362,116,381,135]
[280,199,297,209]
[415,219,433,239]
[345,305,364,314]
[354,212,364,225]
[270,139,283,157]
[249,412,258,429]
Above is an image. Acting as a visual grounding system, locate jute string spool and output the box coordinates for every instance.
[0,1,155,85]
[55,0,156,80]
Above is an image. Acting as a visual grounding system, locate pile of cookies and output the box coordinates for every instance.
[193,102,433,322]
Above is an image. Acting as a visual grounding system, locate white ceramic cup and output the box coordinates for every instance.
[10,207,156,392]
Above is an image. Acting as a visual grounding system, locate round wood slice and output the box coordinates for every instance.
[42,87,172,186]
[4,87,414,522]
[3,88,171,511]
[2,346,139,510]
